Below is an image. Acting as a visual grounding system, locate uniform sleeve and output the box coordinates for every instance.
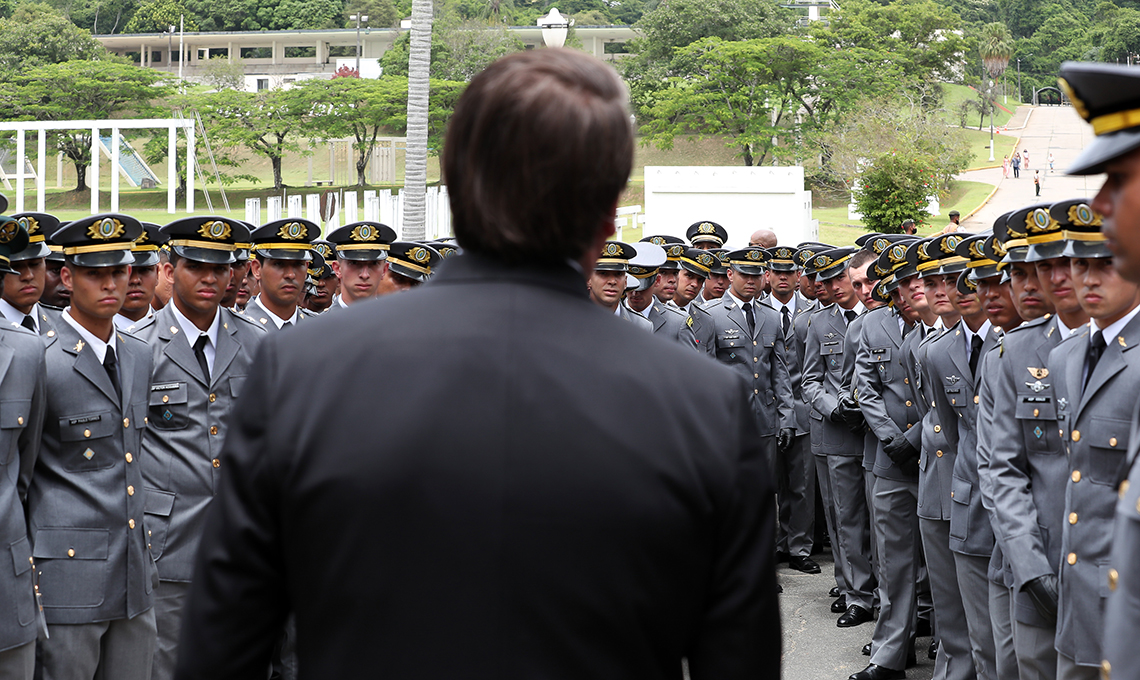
[175,338,289,680]
[855,318,903,443]
[802,323,838,417]
[17,346,46,505]
[687,381,781,679]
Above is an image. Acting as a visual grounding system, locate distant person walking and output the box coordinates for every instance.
[1022,148,1030,169]
[1002,155,1010,178]
[1034,170,1041,196]
[1012,152,1021,178]
[1048,152,1055,173]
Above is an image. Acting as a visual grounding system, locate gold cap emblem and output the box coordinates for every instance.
[199,220,232,240]
[277,222,307,240]
[89,217,125,240]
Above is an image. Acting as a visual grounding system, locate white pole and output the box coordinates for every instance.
[186,124,195,213]
[110,127,120,212]
[36,129,45,212]
[15,130,24,213]
[178,16,184,81]
[91,128,99,214]
[167,124,176,213]
[56,152,62,190]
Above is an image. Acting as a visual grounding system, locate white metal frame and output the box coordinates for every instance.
[0,119,196,215]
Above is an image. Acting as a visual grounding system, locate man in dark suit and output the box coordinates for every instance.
[176,48,780,680]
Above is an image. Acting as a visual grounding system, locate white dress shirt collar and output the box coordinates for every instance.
[61,309,116,364]
[252,295,299,328]
[1092,304,1140,348]
[0,299,37,333]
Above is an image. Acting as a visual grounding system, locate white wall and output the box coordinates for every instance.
[643,166,817,248]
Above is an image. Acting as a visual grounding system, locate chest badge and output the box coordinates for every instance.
[945,375,961,385]
[1026,380,1050,393]
[1028,367,1049,380]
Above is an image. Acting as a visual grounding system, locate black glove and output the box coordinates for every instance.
[883,433,919,475]
[829,405,847,424]
[777,428,795,453]
[837,394,865,432]
[1023,574,1059,623]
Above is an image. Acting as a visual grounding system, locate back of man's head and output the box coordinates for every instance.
[444,49,633,265]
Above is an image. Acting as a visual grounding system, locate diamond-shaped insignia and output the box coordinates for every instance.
[164,409,173,421]
[83,448,95,460]
[1034,426,1043,439]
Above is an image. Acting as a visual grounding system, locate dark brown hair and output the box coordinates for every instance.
[443,48,633,264]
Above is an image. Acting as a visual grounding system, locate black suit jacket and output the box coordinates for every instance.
[176,254,780,680]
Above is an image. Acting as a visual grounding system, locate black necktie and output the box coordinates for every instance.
[781,306,791,335]
[193,335,211,385]
[103,345,121,401]
[1084,330,1106,393]
[969,333,984,375]
[20,315,35,333]
[742,302,755,335]
[844,309,857,325]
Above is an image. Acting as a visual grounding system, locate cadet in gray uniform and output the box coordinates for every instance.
[114,223,167,331]
[0,217,46,680]
[639,235,682,305]
[246,219,318,330]
[324,222,396,311]
[703,247,795,475]
[376,242,442,295]
[129,217,266,680]
[1,213,60,339]
[694,249,730,306]
[685,219,727,251]
[1055,59,1140,680]
[1047,217,1140,680]
[802,247,876,629]
[28,214,156,680]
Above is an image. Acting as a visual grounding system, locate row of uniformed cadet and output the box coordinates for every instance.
[0,204,453,680]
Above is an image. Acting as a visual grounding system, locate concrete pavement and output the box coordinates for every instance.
[959,105,1105,232]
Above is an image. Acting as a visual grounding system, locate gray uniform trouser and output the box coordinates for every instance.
[828,454,875,610]
[0,642,32,680]
[40,609,156,680]
[919,518,974,680]
[151,580,189,680]
[1013,616,1058,680]
[1057,653,1099,680]
[869,477,920,671]
[953,552,998,680]
[864,469,880,580]
[990,580,1017,679]
[777,433,815,558]
[816,453,846,594]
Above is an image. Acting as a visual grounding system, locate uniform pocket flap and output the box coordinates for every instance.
[0,399,30,429]
[821,342,843,356]
[9,537,31,576]
[58,412,114,441]
[229,376,246,398]
[32,528,109,560]
[869,347,892,362]
[149,382,187,406]
[951,476,972,506]
[761,333,776,348]
[144,488,175,516]
[1015,396,1057,421]
[1086,416,1130,450]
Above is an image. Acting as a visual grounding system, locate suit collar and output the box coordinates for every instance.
[429,253,589,301]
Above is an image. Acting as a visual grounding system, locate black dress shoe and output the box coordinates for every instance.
[837,604,874,628]
[830,586,842,597]
[848,664,905,680]
[906,639,916,668]
[788,556,822,574]
[862,643,871,656]
[928,638,938,659]
[776,551,790,563]
[831,595,847,613]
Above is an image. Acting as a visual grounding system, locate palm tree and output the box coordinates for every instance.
[978,22,1012,161]
[403,0,432,239]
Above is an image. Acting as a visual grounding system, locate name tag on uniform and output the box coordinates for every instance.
[151,383,180,392]
[68,415,101,425]
[1022,396,1050,403]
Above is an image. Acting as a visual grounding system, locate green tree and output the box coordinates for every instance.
[0,60,171,191]
[854,152,938,233]
[380,20,523,81]
[630,0,790,61]
[0,2,106,74]
[202,56,246,90]
[343,0,399,28]
[196,87,303,189]
[124,0,199,33]
[185,0,344,31]
[980,21,1013,77]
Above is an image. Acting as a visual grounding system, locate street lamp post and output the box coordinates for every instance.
[350,13,369,75]
[537,8,573,49]
[167,25,174,72]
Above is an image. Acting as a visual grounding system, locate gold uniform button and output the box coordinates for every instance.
[952,399,956,405]
[974,395,980,404]
[1067,552,1077,565]
[16,416,22,425]
[1122,480,1131,498]
[754,389,759,394]
[904,378,910,385]
[1109,569,1119,591]
[934,425,941,433]
[1072,430,1081,442]
[123,418,129,428]
[46,330,54,337]
[67,549,75,558]
[83,429,90,438]
[907,423,912,429]
[1069,512,1078,524]
[1110,437,1118,447]
[936,450,943,457]
[209,426,218,436]
[753,358,758,363]
[125,453,133,463]
[209,393,217,402]
[128,519,135,529]
[906,400,912,407]
[753,341,757,346]
[1034,409,1039,417]
[1073,470,1082,483]
[1103,660,1112,680]
[27,556,32,565]
[754,373,759,379]
[162,395,169,403]
[127,485,134,496]
[212,458,220,468]
[950,491,955,498]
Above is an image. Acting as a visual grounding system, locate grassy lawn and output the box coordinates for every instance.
[942,82,1018,130]
[962,128,1019,170]
[812,179,995,245]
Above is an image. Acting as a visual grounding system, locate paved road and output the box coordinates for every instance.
[780,554,936,680]
[960,105,1106,232]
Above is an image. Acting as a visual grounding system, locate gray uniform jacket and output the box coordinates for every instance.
[703,296,794,436]
[134,306,266,583]
[617,304,652,332]
[1104,403,1140,680]
[789,300,818,436]
[0,324,46,652]
[244,296,310,332]
[982,316,1068,626]
[855,306,922,481]
[914,322,963,521]
[28,321,156,624]
[647,302,696,348]
[843,313,877,471]
[1051,315,1140,667]
[949,326,1001,557]
[802,305,862,457]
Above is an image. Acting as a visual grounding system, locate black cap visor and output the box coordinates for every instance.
[337,248,388,262]
[172,244,236,265]
[255,247,311,262]
[66,249,135,268]
[10,241,51,262]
